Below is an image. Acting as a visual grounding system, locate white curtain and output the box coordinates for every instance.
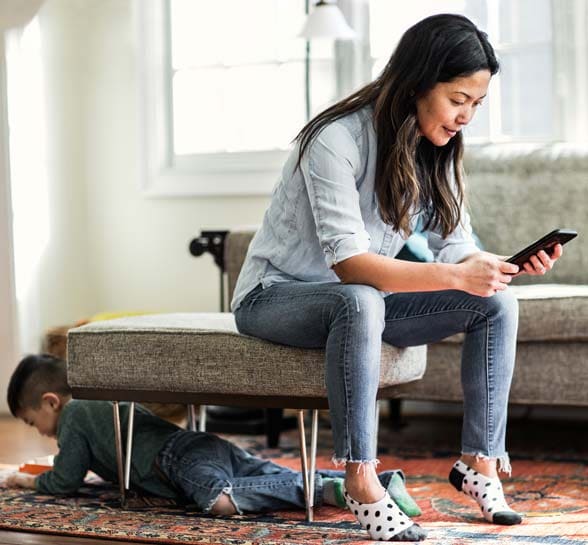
[5,18,49,355]
[0,0,46,413]
[0,37,19,413]
[553,1,588,142]
[335,0,372,98]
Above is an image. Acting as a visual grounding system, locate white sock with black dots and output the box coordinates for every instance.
[344,489,427,541]
[449,460,522,525]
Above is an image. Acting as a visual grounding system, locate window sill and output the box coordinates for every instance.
[141,149,290,197]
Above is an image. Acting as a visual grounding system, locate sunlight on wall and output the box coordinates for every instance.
[6,18,50,353]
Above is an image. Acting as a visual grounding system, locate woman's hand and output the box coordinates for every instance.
[5,472,37,489]
[517,244,563,276]
[457,252,519,297]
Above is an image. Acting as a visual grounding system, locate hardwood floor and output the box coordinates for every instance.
[0,530,129,545]
[0,417,56,464]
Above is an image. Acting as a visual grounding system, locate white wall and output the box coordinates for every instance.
[39,0,270,324]
[0,0,270,412]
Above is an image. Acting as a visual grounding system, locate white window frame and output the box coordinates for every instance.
[137,0,290,197]
[138,0,588,197]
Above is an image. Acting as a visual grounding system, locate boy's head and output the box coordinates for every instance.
[7,354,72,438]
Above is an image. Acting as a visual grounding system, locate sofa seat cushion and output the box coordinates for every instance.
[441,284,588,343]
[67,313,426,400]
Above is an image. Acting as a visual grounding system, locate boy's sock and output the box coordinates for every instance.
[386,471,422,517]
[449,460,522,525]
[322,477,346,508]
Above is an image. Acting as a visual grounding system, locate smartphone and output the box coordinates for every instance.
[506,229,578,268]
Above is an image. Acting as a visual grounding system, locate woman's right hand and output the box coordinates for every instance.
[456,252,519,297]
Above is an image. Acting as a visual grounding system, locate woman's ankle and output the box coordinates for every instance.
[344,463,386,504]
[459,455,498,479]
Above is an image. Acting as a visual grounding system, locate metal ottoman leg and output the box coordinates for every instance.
[112,401,125,505]
[297,409,319,522]
[187,404,198,431]
[124,402,135,490]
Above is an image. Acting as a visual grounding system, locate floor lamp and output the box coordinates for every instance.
[298,0,356,121]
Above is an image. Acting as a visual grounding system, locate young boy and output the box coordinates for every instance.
[5,354,420,516]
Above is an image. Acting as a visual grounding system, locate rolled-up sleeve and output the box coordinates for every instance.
[299,122,370,268]
[426,206,480,264]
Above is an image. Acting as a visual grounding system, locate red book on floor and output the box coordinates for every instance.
[18,463,52,475]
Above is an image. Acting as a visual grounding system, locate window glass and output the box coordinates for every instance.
[499,46,553,139]
[368,0,554,142]
[169,0,334,155]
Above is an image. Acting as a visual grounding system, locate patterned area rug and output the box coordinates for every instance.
[0,454,586,544]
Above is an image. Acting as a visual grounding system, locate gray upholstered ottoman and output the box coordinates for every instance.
[67,312,426,406]
[67,312,426,519]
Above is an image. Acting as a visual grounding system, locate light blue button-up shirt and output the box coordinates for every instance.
[231,106,479,311]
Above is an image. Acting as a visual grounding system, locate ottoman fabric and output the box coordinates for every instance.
[67,313,426,400]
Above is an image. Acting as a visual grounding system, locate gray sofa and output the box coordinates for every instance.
[223,146,588,409]
[394,146,588,408]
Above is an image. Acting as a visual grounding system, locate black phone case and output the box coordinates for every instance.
[506,229,578,267]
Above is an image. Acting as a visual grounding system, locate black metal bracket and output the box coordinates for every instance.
[189,230,229,272]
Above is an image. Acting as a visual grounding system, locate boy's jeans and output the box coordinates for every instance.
[235,282,518,468]
[156,429,401,513]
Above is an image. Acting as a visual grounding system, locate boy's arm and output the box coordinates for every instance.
[35,422,92,495]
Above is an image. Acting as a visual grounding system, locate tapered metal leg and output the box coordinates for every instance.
[297,410,313,522]
[112,401,125,504]
[124,402,135,490]
[187,404,197,431]
[308,409,319,516]
[199,405,207,431]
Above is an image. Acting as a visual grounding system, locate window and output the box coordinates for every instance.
[139,0,336,196]
[368,0,557,143]
[139,0,588,196]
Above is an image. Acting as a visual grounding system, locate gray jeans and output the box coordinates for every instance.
[235,282,518,469]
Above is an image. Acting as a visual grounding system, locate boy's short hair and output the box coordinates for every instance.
[7,354,71,416]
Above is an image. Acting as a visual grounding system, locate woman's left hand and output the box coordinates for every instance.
[499,244,563,277]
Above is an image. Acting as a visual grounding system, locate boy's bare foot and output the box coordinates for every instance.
[209,492,237,515]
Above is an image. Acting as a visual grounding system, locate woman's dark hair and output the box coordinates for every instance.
[295,13,499,237]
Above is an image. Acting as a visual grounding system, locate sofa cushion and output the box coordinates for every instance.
[464,145,588,285]
[441,284,588,343]
[67,313,426,400]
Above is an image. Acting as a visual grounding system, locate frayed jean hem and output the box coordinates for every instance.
[461,450,512,476]
[332,456,381,474]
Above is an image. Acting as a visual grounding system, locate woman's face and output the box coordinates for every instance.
[415,69,491,147]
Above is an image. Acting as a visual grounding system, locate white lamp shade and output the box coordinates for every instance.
[0,0,44,31]
[298,1,357,40]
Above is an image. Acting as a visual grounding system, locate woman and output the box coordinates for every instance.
[232,13,561,542]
